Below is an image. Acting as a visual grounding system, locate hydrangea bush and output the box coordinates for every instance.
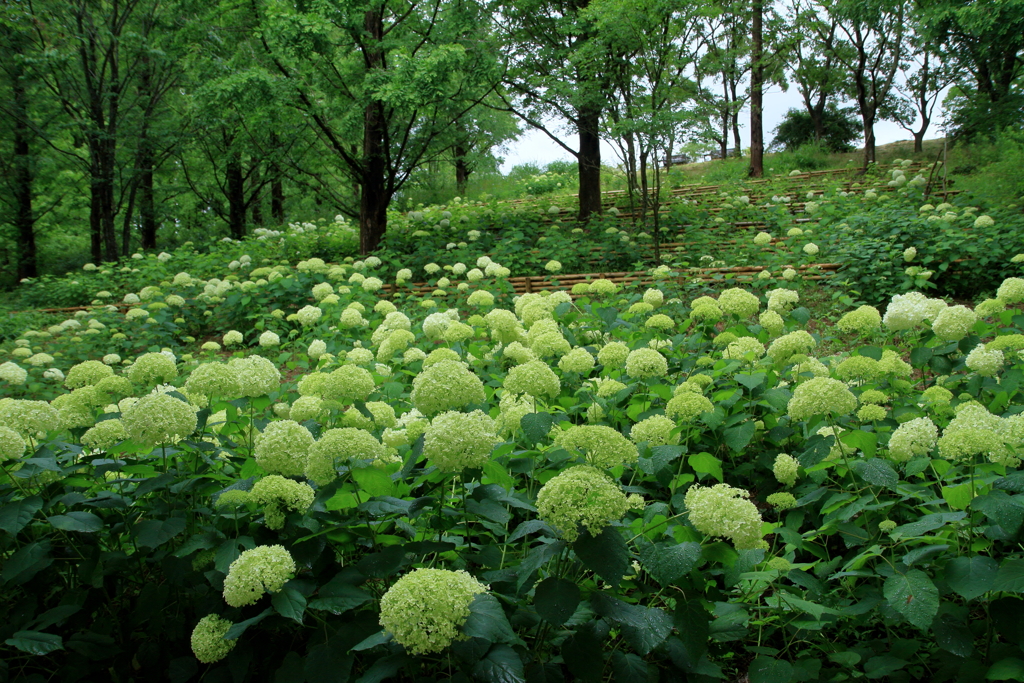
[4,183,1024,680]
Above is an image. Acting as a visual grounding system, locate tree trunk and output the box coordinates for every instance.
[227,153,246,239]
[139,143,156,249]
[454,142,470,197]
[639,147,649,220]
[577,103,602,222]
[11,39,37,280]
[271,178,284,223]
[359,7,388,254]
[748,0,764,178]
[862,115,876,166]
[913,130,925,154]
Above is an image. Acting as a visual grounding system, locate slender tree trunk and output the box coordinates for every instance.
[729,79,742,155]
[577,103,602,222]
[271,178,284,223]
[139,144,156,249]
[269,132,285,223]
[227,153,246,239]
[623,131,638,219]
[862,115,876,166]
[639,147,649,220]
[252,192,263,226]
[454,142,470,197]
[749,0,764,177]
[121,181,136,256]
[359,7,388,253]
[11,40,37,279]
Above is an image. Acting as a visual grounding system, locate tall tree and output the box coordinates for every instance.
[828,0,907,167]
[784,1,850,146]
[252,0,502,253]
[748,0,764,177]
[497,0,613,222]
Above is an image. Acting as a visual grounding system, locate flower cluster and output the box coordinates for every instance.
[630,415,679,447]
[379,568,487,655]
[222,545,296,607]
[888,417,938,463]
[123,393,197,447]
[190,615,237,664]
[128,352,178,385]
[787,377,857,420]
[772,453,799,487]
[836,306,881,334]
[253,420,315,477]
[684,483,764,550]
[249,475,316,530]
[554,425,639,468]
[228,355,281,397]
[504,359,560,398]
[410,360,485,416]
[718,288,760,319]
[423,410,499,472]
[536,465,643,542]
[625,348,668,379]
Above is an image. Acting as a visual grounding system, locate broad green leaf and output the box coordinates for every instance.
[472,644,525,683]
[638,539,702,585]
[735,372,766,391]
[841,430,878,459]
[521,412,553,446]
[573,527,630,588]
[2,540,52,584]
[864,656,907,679]
[987,657,1024,681]
[47,511,103,533]
[272,585,307,624]
[223,609,273,640]
[689,452,723,482]
[851,458,896,489]
[534,577,580,625]
[351,630,391,651]
[724,422,756,453]
[610,652,649,683]
[946,555,998,601]
[943,483,975,511]
[0,496,43,535]
[134,517,186,548]
[354,654,407,683]
[463,593,516,644]
[5,630,63,655]
[883,569,939,630]
[592,593,672,655]
[304,643,353,683]
[308,575,372,615]
[748,655,794,683]
[994,559,1024,593]
[351,465,394,498]
[483,461,515,491]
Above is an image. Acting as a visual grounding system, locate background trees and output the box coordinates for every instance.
[0,0,1021,274]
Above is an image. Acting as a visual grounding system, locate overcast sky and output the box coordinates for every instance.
[499,83,937,172]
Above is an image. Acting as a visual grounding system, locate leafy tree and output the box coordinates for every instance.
[769,104,861,152]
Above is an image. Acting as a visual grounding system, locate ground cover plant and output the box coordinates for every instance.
[2,166,1024,683]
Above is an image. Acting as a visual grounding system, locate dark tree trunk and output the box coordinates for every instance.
[577,103,602,222]
[639,147,649,219]
[11,40,37,280]
[359,7,388,254]
[271,178,284,223]
[913,131,925,153]
[749,0,764,178]
[454,142,470,197]
[862,117,876,166]
[252,192,263,226]
[139,145,156,249]
[729,79,742,155]
[227,153,246,239]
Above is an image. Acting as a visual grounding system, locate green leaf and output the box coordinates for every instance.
[2,540,52,584]
[134,517,187,548]
[689,452,723,482]
[883,569,939,630]
[351,465,393,498]
[46,511,102,533]
[851,458,896,489]
[354,654,408,683]
[943,483,975,511]
[735,372,766,391]
[573,527,630,588]
[987,658,1024,680]
[4,630,63,655]
[351,630,391,652]
[308,576,372,615]
[223,609,273,640]
[534,577,580,625]
[463,593,516,645]
[891,512,965,539]
[946,555,999,601]
[909,346,933,367]
[610,652,649,683]
[994,559,1024,593]
[304,643,353,683]
[858,346,883,360]
[272,584,307,624]
[934,612,974,657]
[521,412,553,446]
[0,496,43,535]
[472,644,525,683]
[723,422,756,453]
[864,656,907,679]
[638,539,702,586]
[748,655,794,683]
[483,461,515,491]
[592,593,672,655]
[841,430,878,459]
